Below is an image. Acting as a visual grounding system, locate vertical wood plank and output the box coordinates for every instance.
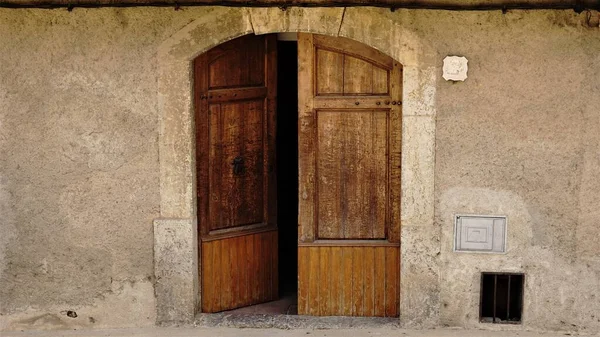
[262,232,271,302]
[208,104,222,231]
[371,111,389,239]
[195,53,210,238]
[239,235,249,306]
[374,246,386,317]
[352,247,364,316]
[297,33,316,243]
[372,67,389,95]
[363,247,375,316]
[316,49,344,95]
[385,247,399,317]
[341,247,353,316]
[201,242,212,312]
[228,237,237,308]
[221,238,232,309]
[213,240,223,311]
[255,233,265,303]
[330,247,343,314]
[298,247,310,315]
[319,247,332,315]
[247,234,259,305]
[343,56,373,94]
[308,247,321,315]
[316,111,343,239]
[388,62,402,244]
[266,34,278,229]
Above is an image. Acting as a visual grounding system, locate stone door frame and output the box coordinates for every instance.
[154,6,439,327]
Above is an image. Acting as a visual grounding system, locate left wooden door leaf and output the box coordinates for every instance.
[195,34,278,313]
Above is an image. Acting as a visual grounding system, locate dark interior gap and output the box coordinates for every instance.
[276,40,299,300]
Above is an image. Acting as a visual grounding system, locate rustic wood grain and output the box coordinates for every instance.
[200,237,212,311]
[316,49,344,95]
[313,35,394,70]
[341,247,353,316]
[207,35,265,90]
[316,110,388,239]
[298,33,316,243]
[363,247,375,316]
[343,55,373,94]
[195,53,210,238]
[196,34,278,313]
[298,246,310,315]
[201,230,278,312]
[308,245,320,315]
[298,33,401,317]
[220,233,233,309]
[374,246,386,316]
[372,67,390,95]
[385,246,399,317]
[300,33,399,242]
[298,246,399,317]
[351,247,364,316]
[387,63,402,244]
[319,247,332,315]
[330,246,343,314]
[266,35,278,229]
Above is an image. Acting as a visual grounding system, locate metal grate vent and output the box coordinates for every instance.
[480,272,524,324]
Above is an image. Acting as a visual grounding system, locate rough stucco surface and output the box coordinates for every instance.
[0,7,206,330]
[431,11,600,333]
[0,5,598,333]
[153,218,196,323]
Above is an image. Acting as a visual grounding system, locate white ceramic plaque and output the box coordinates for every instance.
[443,56,468,81]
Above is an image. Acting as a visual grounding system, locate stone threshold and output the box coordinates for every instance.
[194,313,400,329]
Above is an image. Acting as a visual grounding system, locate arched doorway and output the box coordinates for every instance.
[194,32,401,317]
[154,7,439,326]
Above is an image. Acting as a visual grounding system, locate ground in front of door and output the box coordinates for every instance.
[2,327,584,337]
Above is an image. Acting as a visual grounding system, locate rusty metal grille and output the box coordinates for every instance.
[480,272,524,324]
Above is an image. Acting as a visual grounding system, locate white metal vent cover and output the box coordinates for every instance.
[454,215,507,253]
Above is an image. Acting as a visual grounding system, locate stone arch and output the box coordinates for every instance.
[154,6,439,327]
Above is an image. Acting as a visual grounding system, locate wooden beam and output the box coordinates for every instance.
[1,0,599,10]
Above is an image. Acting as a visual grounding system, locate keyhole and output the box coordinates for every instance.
[232,156,245,176]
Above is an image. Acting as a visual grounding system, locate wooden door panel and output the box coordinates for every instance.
[316,110,388,239]
[314,48,391,96]
[201,230,278,313]
[316,49,344,95]
[196,34,278,313]
[208,36,265,89]
[343,56,374,94]
[298,33,401,317]
[313,34,394,70]
[208,100,265,231]
[372,67,390,95]
[297,246,399,317]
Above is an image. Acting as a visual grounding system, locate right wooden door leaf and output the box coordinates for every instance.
[297,33,402,317]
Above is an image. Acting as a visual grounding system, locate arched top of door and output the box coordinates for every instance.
[158,7,432,68]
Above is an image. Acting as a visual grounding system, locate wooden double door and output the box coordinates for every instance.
[195,33,401,317]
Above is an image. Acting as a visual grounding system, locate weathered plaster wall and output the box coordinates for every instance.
[0,5,598,333]
[433,11,600,333]
[0,8,207,330]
